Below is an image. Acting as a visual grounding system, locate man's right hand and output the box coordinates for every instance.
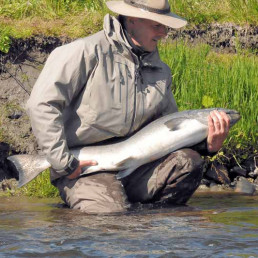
[67,160,98,179]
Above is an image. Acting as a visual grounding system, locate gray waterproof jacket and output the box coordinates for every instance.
[27,14,178,180]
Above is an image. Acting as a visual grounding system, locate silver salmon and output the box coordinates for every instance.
[7,108,240,187]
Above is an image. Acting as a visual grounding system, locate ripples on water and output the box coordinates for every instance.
[0,193,257,257]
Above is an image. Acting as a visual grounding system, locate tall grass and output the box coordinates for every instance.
[0,0,107,38]
[17,169,59,197]
[160,42,258,146]
[0,0,257,24]
[1,1,257,197]
[169,0,258,25]
[12,43,258,198]
[0,0,106,19]
[0,0,257,39]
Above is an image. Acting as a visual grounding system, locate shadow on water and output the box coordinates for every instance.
[0,193,257,257]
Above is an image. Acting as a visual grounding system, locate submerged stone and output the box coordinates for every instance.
[235,177,256,195]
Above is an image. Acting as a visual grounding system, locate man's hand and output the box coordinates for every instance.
[207,110,230,153]
[67,160,98,179]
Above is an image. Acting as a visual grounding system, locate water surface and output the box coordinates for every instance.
[0,193,257,257]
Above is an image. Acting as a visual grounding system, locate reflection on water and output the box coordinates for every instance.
[0,193,257,257]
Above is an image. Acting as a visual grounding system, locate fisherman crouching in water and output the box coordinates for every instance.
[26,0,230,213]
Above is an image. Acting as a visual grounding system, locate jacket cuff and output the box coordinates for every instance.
[192,139,217,157]
[55,155,80,176]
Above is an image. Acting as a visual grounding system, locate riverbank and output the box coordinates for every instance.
[0,0,258,198]
[0,33,257,197]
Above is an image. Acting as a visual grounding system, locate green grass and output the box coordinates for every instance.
[159,42,258,147]
[0,0,107,39]
[0,0,105,19]
[17,43,257,198]
[0,0,257,40]
[169,0,258,25]
[1,0,257,197]
[17,169,59,198]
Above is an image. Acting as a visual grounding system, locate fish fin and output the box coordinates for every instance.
[116,167,136,180]
[7,155,50,187]
[115,157,135,168]
[164,118,188,131]
[115,156,136,179]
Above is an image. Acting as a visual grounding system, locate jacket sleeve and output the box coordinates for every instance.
[26,39,95,175]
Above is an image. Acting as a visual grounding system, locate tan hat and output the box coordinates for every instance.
[106,0,187,29]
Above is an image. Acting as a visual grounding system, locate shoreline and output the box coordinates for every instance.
[0,24,257,197]
[1,22,258,65]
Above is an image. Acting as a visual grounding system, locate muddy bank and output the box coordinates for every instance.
[168,23,258,52]
[0,36,70,182]
[0,23,257,193]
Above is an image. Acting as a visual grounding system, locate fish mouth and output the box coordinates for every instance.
[226,110,241,126]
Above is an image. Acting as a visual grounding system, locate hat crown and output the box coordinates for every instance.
[124,0,170,14]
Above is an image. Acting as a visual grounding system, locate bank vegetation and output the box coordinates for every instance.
[0,0,257,197]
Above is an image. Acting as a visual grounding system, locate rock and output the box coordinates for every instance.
[210,182,222,191]
[0,142,20,180]
[0,178,18,192]
[254,183,258,192]
[242,158,256,173]
[209,182,230,192]
[230,166,247,177]
[200,178,211,186]
[248,167,258,178]
[8,111,23,119]
[235,177,256,195]
[197,184,210,191]
[205,162,231,185]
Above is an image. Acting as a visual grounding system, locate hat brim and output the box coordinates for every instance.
[106,1,187,29]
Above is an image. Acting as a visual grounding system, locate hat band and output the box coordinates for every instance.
[124,0,171,14]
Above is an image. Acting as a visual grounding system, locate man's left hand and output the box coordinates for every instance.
[207,110,230,153]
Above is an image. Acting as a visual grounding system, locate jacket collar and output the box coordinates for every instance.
[103,14,164,69]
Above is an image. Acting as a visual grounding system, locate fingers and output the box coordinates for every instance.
[207,110,230,153]
[209,110,230,135]
[220,111,230,133]
[67,160,98,179]
[80,160,98,166]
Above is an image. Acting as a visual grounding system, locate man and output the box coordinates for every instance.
[27,0,230,213]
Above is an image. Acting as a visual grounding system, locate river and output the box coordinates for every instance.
[0,192,257,257]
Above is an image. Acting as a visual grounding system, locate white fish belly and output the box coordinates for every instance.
[72,142,137,173]
[127,119,208,164]
[77,120,207,175]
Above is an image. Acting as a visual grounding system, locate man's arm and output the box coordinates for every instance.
[27,40,95,177]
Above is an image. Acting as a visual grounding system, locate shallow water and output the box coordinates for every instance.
[0,193,257,257]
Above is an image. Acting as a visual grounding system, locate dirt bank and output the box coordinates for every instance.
[0,36,70,181]
[0,23,257,192]
[168,23,258,52]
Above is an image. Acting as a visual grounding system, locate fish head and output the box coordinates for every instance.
[183,108,241,128]
[217,108,241,127]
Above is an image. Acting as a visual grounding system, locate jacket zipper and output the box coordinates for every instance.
[127,68,139,135]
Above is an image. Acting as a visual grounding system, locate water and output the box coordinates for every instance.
[0,193,257,257]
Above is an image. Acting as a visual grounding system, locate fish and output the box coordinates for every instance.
[7,108,240,187]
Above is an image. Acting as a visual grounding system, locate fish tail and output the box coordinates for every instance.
[7,154,50,187]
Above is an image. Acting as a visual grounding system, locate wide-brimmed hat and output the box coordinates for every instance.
[106,0,187,29]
